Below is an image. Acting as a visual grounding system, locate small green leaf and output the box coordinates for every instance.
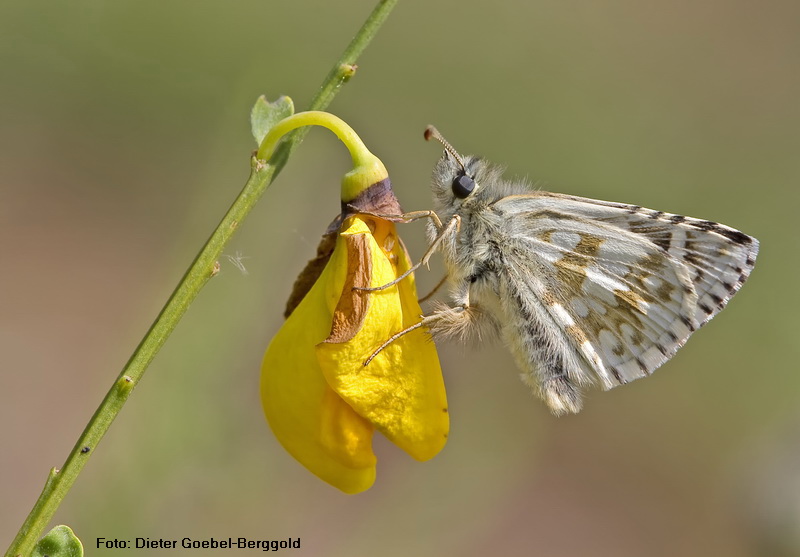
[32,525,84,557]
[251,95,294,145]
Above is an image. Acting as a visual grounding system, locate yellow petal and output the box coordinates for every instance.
[261,233,376,494]
[317,216,449,462]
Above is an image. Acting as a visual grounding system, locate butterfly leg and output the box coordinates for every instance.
[364,280,478,364]
[363,300,482,366]
[343,207,444,229]
[363,312,445,366]
[354,214,460,292]
[397,210,444,229]
[364,280,494,366]
[418,274,449,303]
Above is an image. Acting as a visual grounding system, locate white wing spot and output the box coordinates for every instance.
[571,297,590,318]
[550,303,575,326]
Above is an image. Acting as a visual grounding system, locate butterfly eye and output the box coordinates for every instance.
[451,173,476,199]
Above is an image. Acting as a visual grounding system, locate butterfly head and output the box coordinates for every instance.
[425,125,498,213]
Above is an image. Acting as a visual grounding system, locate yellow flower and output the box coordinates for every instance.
[258,112,448,494]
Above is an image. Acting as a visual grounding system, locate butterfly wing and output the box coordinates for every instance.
[491,191,758,413]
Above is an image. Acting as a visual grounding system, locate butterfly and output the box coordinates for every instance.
[413,126,759,415]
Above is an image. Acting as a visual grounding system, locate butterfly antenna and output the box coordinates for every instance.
[424,125,467,172]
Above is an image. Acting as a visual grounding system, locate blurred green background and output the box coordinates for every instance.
[2,1,798,555]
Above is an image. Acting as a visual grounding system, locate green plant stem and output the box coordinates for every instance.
[5,1,397,556]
